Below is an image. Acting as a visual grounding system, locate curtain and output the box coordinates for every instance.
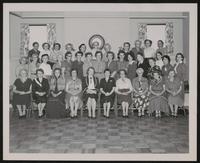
[20,23,30,57]
[47,23,56,49]
[138,23,147,48]
[165,22,174,54]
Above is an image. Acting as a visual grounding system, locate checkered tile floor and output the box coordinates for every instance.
[9,109,189,153]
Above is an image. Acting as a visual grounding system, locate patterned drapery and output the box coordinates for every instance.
[165,22,174,54]
[20,23,30,57]
[138,23,147,48]
[47,23,56,49]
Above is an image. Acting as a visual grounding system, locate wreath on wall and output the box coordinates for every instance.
[88,34,105,50]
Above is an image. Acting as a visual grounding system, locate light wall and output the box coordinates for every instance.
[9,13,189,84]
[64,17,130,55]
[9,14,22,84]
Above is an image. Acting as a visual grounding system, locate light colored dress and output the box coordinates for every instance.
[115,77,133,104]
[156,59,164,70]
[83,60,93,77]
[50,50,62,63]
[28,62,40,80]
[92,59,106,81]
[144,47,155,58]
[65,78,83,108]
[39,63,52,78]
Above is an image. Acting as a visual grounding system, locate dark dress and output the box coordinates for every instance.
[100,77,116,106]
[162,64,174,81]
[127,61,137,81]
[28,49,40,61]
[46,76,66,119]
[61,60,72,81]
[131,47,144,60]
[147,65,161,82]
[137,59,150,78]
[124,51,135,61]
[32,78,50,104]
[105,60,118,79]
[82,76,99,102]
[72,60,84,80]
[13,78,32,105]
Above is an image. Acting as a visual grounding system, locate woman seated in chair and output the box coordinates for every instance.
[165,70,184,117]
[132,68,149,117]
[65,68,82,118]
[115,69,133,117]
[82,67,99,118]
[13,69,32,118]
[148,69,169,118]
[32,68,50,118]
[46,68,66,119]
[100,69,116,118]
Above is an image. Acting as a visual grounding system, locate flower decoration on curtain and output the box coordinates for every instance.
[138,23,147,48]
[165,22,174,54]
[47,23,56,49]
[20,23,30,57]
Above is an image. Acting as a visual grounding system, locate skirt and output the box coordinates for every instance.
[83,89,98,102]
[65,92,83,108]
[168,94,184,107]
[100,93,115,107]
[13,93,31,106]
[117,89,132,104]
[133,92,149,109]
[46,96,66,119]
[148,95,169,114]
[34,94,48,104]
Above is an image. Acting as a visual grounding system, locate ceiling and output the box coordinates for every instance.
[10,11,188,19]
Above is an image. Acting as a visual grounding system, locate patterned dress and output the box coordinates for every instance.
[148,78,169,114]
[132,77,149,110]
[165,77,184,106]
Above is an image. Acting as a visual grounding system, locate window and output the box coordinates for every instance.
[29,25,47,51]
[146,24,165,50]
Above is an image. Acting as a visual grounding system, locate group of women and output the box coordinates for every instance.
[12,39,187,119]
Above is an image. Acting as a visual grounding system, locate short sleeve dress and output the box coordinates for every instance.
[13,78,32,105]
[100,77,116,106]
[148,78,169,114]
[165,77,184,107]
[115,78,133,104]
